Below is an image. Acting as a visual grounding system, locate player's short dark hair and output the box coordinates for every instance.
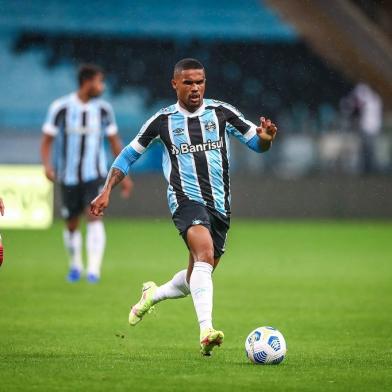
[173,58,204,76]
[78,64,104,86]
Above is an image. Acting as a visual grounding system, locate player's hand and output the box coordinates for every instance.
[120,176,133,199]
[0,198,4,216]
[44,165,56,182]
[90,191,110,216]
[256,117,277,142]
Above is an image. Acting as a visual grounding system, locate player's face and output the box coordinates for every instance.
[172,69,206,112]
[87,73,105,98]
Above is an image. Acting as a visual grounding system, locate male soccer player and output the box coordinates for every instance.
[91,58,277,354]
[41,64,133,283]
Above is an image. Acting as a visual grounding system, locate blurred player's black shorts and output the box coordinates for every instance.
[60,178,105,219]
[172,200,230,258]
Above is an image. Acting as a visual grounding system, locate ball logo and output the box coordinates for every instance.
[268,336,281,352]
[253,351,268,363]
[272,355,285,364]
[248,330,261,344]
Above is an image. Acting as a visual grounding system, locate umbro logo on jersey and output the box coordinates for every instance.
[171,137,223,155]
[204,121,216,132]
[173,127,185,136]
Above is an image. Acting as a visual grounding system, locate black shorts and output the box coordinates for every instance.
[60,178,104,220]
[172,200,230,259]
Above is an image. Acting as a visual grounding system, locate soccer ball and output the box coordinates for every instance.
[245,326,287,364]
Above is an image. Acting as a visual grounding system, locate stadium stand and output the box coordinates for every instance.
[2,0,390,176]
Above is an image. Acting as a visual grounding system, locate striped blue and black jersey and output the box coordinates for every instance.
[42,93,118,186]
[113,99,263,217]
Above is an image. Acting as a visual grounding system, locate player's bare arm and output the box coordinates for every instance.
[256,116,277,152]
[0,197,4,216]
[90,168,125,216]
[40,134,56,181]
[107,134,134,198]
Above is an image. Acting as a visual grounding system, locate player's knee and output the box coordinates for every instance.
[195,247,214,265]
[66,218,79,232]
[187,225,214,264]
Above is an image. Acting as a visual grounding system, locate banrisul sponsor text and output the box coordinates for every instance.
[171,138,224,155]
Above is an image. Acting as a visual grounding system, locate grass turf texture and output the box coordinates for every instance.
[0,220,391,392]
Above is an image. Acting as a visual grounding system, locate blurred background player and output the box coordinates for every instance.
[90,58,277,355]
[40,64,133,283]
[340,82,383,174]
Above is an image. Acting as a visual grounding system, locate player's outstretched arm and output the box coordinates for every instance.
[90,110,160,216]
[0,197,4,216]
[107,134,134,198]
[256,117,277,152]
[90,142,141,216]
[90,168,125,216]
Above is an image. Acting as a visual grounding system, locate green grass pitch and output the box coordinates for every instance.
[0,219,391,391]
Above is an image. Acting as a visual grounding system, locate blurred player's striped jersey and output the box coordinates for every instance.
[129,99,258,217]
[42,93,118,185]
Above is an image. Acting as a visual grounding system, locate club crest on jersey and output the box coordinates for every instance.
[170,137,223,155]
[204,121,216,132]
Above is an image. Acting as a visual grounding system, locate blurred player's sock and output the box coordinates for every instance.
[86,221,105,279]
[190,261,213,331]
[152,269,190,303]
[63,229,83,274]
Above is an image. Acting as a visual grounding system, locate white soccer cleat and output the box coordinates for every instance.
[128,281,157,326]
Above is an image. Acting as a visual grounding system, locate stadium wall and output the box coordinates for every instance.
[53,175,392,219]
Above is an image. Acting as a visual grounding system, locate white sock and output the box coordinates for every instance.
[152,269,190,303]
[190,261,214,332]
[63,229,83,271]
[86,221,106,277]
